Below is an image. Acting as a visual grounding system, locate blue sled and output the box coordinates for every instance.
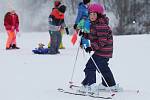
[32,48,49,54]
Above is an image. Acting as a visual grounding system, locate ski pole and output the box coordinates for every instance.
[69,30,82,84]
[69,44,80,84]
[89,53,115,96]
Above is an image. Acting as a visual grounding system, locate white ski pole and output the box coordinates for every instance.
[69,30,82,84]
[69,44,80,84]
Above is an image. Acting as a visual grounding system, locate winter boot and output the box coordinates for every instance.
[6,47,11,50]
[98,83,123,92]
[59,42,65,49]
[6,44,12,50]
[12,44,20,49]
[98,83,107,91]
[109,84,123,92]
[76,85,90,94]
[48,42,50,48]
[88,83,99,95]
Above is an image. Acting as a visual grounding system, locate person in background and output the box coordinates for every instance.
[48,1,69,49]
[4,10,20,50]
[73,0,91,49]
[48,5,67,54]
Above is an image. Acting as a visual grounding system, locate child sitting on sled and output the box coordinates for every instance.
[32,43,49,54]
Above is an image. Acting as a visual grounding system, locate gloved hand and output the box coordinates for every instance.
[48,15,53,22]
[57,26,61,31]
[60,28,64,33]
[11,26,15,32]
[85,47,92,53]
[65,27,69,35]
[80,39,83,48]
[79,31,85,36]
[73,24,77,29]
[16,28,19,32]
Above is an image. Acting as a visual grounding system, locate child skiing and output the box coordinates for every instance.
[73,0,91,48]
[78,3,122,93]
[48,4,67,54]
[4,10,20,50]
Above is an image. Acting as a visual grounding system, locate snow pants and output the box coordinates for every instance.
[48,31,64,49]
[48,31,62,54]
[82,54,116,87]
[6,31,16,48]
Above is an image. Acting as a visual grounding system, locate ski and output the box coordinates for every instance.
[57,88,112,99]
[70,84,140,94]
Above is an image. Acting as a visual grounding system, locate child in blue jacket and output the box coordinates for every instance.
[74,0,91,48]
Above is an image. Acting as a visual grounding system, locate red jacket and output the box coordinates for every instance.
[50,8,64,20]
[49,8,65,26]
[4,12,19,30]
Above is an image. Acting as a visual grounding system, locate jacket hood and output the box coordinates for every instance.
[98,14,109,25]
[78,2,87,9]
[91,14,109,25]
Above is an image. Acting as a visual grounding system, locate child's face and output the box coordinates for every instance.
[89,12,97,22]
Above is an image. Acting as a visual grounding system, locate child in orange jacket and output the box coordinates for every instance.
[4,10,20,50]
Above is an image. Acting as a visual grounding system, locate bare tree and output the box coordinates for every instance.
[71,0,76,14]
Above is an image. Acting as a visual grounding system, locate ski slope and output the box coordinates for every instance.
[0,32,150,100]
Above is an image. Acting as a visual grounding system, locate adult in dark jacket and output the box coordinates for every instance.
[48,1,68,49]
[48,5,66,54]
[33,5,67,55]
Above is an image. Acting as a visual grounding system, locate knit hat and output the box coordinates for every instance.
[83,0,91,4]
[54,1,61,8]
[88,3,105,14]
[58,5,66,13]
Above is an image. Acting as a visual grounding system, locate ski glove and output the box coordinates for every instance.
[11,26,15,32]
[85,47,92,53]
[79,31,86,36]
[65,27,69,35]
[16,28,19,32]
[73,24,77,29]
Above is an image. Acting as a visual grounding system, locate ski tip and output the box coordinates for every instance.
[69,85,73,89]
[57,88,64,92]
[57,88,63,91]
[111,93,115,96]
[69,81,73,84]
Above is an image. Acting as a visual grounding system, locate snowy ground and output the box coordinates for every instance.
[0,32,150,100]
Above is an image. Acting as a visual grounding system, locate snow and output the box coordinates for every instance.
[0,32,150,100]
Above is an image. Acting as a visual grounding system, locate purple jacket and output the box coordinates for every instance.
[84,15,113,58]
